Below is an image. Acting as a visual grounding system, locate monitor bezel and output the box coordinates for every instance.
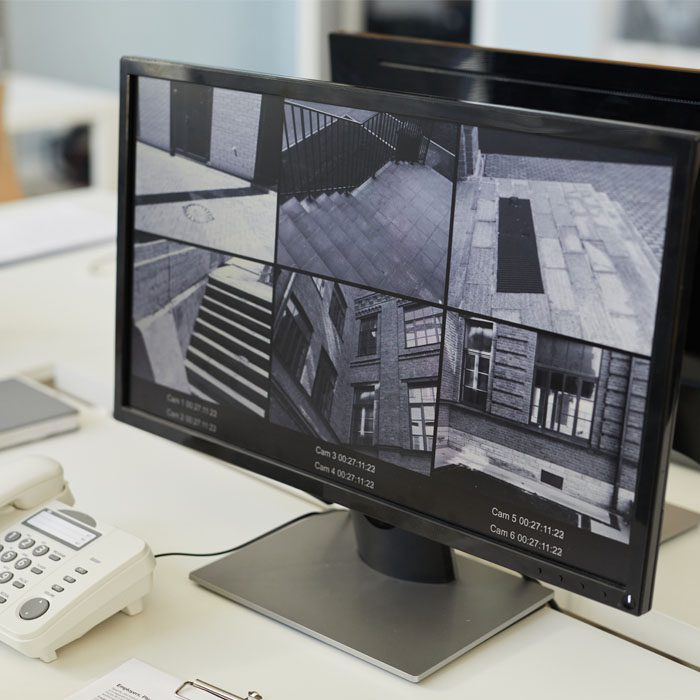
[114,56,700,615]
[329,31,700,118]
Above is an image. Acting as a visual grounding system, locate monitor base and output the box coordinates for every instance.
[661,502,700,543]
[190,510,553,682]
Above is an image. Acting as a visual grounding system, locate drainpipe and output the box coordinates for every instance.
[612,357,636,514]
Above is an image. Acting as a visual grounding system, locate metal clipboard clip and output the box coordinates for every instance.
[175,678,263,700]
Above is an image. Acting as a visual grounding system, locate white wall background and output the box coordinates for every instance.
[2,0,299,90]
[472,0,609,58]
[472,0,700,69]
[5,0,699,94]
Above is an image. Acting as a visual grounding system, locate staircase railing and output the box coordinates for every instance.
[279,103,425,202]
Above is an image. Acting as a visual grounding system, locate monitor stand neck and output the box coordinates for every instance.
[351,511,455,583]
[190,509,552,682]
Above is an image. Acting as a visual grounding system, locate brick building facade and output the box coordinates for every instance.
[436,311,649,540]
[137,76,266,182]
[270,270,442,474]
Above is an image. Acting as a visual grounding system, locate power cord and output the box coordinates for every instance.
[154,508,340,559]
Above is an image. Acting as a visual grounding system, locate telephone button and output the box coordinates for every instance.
[4,531,20,543]
[0,551,17,563]
[0,572,13,584]
[75,567,87,575]
[51,585,64,593]
[0,597,6,604]
[32,545,49,557]
[0,544,4,553]
[48,554,61,562]
[31,567,43,575]
[15,558,31,570]
[12,581,24,589]
[18,538,35,550]
[19,597,50,620]
[63,575,76,584]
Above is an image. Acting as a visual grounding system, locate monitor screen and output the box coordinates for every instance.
[115,58,699,615]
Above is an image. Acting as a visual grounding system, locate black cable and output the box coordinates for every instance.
[154,508,340,559]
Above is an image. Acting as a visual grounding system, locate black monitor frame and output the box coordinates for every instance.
[114,56,700,615]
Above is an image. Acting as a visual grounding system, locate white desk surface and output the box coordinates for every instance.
[1,415,699,699]
[556,461,700,667]
[0,193,116,406]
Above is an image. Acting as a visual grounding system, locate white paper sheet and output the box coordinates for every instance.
[65,659,241,700]
[0,189,115,267]
[65,658,183,700]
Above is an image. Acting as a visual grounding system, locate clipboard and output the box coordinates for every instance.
[176,678,263,700]
[65,659,265,700]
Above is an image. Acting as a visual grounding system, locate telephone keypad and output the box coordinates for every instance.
[0,522,97,622]
[0,528,58,595]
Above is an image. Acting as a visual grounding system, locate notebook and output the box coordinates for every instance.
[0,378,79,449]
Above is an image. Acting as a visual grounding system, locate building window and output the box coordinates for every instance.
[530,336,602,440]
[311,349,337,419]
[329,284,347,336]
[404,304,442,348]
[276,294,313,380]
[357,314,379,356]
[408,383,437,451]
[461,319,493,410]
[351,384,379,447]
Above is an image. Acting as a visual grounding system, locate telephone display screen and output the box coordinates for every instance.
[24,509,100,550]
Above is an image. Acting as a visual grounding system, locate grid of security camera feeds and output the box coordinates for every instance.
[129,76,679,580]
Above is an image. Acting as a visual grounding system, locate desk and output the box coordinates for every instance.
[555,461,700,668]
[5,73,119,191]
[1,192,699,697]
[1,415,699,699]
[0,189,116,406]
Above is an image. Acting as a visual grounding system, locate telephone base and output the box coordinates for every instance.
[40,650,58,663]
[0,494,155,664]
[122,597,146,616]
[31,563,154,663]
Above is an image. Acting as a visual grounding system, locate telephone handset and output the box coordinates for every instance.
[0,455,74,519]
[0,456,154,662]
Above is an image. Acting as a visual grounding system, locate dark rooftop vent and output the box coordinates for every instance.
[497,196,545,294]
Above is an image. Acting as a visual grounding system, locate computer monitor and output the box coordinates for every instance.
[329,31,700,464]
[114,57,699,681]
